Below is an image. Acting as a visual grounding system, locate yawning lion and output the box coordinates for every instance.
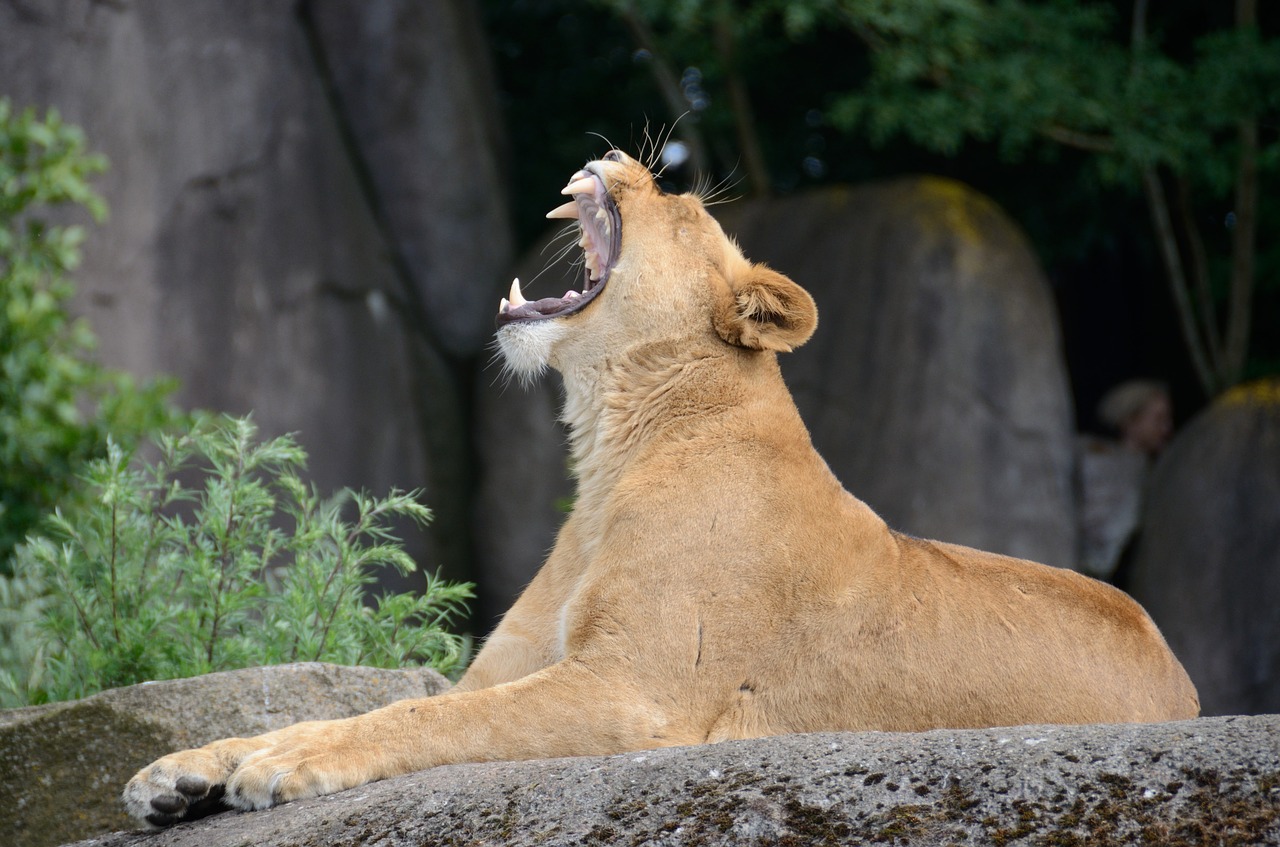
[125,150,1198,827]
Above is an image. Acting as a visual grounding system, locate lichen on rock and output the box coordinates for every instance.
[48,714,1280,847]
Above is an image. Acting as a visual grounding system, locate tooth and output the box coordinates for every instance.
[564,290,581,299]
[561,177,595,196]
[499,297,510,313]
[546,201,580,220]
[595,209,607,224]
[508,278,527,308]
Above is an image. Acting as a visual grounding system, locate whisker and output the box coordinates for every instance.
[659,116,684,160]
[700,172,745,207]
[539,223,582,254]
[688,157,743,206]
[642,118,663,171]
[520,231,586,296]
[586,129,616,157]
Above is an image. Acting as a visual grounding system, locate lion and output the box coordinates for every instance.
[125,150,1198,826]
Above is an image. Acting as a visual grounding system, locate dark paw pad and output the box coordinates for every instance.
[149,793,188,815]
[175,775,210,797]
[147,783,228,827]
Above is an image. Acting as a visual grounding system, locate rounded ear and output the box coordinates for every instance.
[713,264,818,353]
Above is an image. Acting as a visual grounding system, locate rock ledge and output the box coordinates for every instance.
[71,714,1279,847]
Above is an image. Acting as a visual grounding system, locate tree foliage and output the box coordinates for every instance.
[0,99,179,569]
[590,0,1279,396]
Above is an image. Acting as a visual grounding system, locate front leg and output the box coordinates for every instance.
[124,658,693,825]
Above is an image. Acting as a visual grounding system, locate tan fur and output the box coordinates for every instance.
[125,152,1198,825]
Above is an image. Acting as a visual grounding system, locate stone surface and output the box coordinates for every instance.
[0,0,511,583]
[308,0,513,358]
[0,663,450,847]
[476,178,1078,614]
[1129,378,1280,717]
[63,715,1280,847]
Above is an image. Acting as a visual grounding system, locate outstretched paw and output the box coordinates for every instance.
[123,720,370,826]
[123,750,236,828]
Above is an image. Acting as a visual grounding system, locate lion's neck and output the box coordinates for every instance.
[558,339,746,511]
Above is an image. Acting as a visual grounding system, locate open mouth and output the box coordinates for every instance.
[496,165,620,326]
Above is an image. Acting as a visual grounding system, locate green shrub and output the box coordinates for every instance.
[0,415,473,707]
[0,98,180,570]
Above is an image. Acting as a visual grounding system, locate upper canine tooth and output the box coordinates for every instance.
[561,176,596,196]
[546,201,580,220]
[508,277,528,308]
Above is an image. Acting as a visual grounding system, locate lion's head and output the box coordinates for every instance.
[496,151,818,380]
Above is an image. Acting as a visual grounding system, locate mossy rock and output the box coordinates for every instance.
[1129,377,1280,716]
[0,663,448,847]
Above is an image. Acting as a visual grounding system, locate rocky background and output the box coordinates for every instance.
[1,0,1276,722]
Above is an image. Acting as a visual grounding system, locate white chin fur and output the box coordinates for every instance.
[497,320,567,383]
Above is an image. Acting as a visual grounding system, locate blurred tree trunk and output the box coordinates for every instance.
[1131,0,1258,398]
[712,2,770,196]
[1225,0,1259,385]
[616,6,710,176]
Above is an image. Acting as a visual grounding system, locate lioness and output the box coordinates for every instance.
[125,150,1198,826]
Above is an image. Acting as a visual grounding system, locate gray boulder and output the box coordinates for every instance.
[306,0,513,358]
[476,178,1077,614]
[62,715,1280,846]
[1129,378,1280,716]
[0,663,450,847]
[0,0,511,582]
